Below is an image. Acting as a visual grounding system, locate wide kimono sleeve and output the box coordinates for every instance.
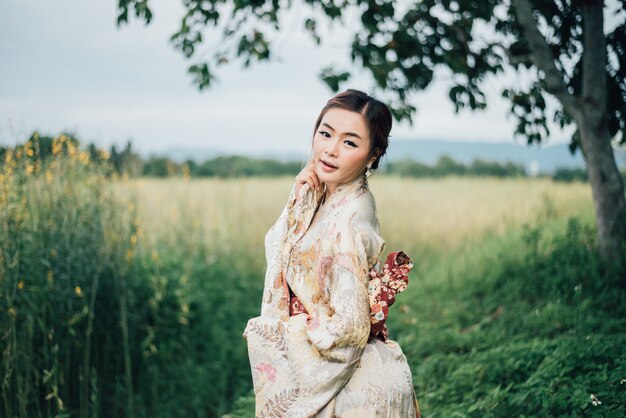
[263,184,297,267]
[281,200,386,415]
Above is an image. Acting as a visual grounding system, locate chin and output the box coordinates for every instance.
[316,168,337,182]
[317,173,336,186]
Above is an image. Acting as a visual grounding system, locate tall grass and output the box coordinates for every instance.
[0,139,262,417]
[126,176,593,253]
[0,137,138,417]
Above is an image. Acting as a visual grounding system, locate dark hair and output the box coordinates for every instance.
[312,89,392,169]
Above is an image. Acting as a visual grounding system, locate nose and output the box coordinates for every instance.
[325,137,339,157]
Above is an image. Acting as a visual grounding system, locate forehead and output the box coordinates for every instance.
[320,108,370,141]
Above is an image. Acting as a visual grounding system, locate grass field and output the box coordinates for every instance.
[1,147,624,418]
[124,175,593,252]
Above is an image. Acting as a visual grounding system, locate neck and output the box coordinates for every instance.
[325,183,338,197]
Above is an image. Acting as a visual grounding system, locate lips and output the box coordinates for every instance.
[321,159,338,169]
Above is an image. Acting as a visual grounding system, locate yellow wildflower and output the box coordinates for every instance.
[45,170,53,184]
[52,140,62,156]
[78,151,90,165]
[75,286,83,297]
[98,149,110,160]
[7,307,16,318]
[126,249,134,262]
[18,280,24,290]
[130,234,138,245]
[25,164,34,175]
[26,148,34,157]
[47,270,54,282]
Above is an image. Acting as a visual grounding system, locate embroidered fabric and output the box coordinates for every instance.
[289,250,413,342]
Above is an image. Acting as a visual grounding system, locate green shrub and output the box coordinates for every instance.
[402,218,625,417]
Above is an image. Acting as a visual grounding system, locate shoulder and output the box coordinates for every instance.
[333,189,385,262]
[336,188,379,230]
[335,189,384,247]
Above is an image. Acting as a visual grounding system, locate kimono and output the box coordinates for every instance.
[243,175,420,417]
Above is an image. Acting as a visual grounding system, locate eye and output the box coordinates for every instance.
[318,130,331,138]
[344,140,357,148]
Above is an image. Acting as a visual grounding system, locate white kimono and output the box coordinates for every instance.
[243,175,420,417]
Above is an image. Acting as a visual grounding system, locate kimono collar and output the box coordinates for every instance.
[320,175,369,210]
[286,175,369,246]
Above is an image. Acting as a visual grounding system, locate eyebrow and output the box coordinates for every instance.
[321,122,364,140]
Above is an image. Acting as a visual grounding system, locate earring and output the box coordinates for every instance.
[365,162,372,178]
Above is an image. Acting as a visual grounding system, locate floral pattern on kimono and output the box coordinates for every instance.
[290,250,414,343]
[243,175,420,418]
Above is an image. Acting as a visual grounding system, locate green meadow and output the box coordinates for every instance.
[1,139,624,417]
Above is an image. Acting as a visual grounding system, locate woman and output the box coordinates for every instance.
[243,89,420,417]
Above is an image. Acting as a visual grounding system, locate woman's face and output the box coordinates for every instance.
[312,107,374,194]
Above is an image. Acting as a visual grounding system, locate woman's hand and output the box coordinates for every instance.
[294,158,323,196]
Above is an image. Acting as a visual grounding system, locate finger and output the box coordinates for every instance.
[311,172,321,191]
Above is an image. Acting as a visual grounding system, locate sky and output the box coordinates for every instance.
[0,0,576,158]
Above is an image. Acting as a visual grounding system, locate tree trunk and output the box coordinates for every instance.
[513,0,626,261]
[577,0,626,260]
[578,114,626,259]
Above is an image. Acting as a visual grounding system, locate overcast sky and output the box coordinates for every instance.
[1,0,576,157]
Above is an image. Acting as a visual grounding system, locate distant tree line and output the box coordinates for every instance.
[385,156,527,178]
[1,131,600,182]
[143,155,303,178]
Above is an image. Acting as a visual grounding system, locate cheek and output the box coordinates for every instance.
[311,137,324,155]
[343,151,369,171]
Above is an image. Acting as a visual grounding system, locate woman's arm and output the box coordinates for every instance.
[283,204,385,404]
[305,214,385,356]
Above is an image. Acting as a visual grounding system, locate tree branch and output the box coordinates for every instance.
[582,0,607,113]
[510,0,579,117]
